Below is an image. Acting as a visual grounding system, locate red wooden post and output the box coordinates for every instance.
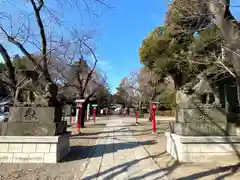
[93,107,96,123]
[76,103,82,132]
[136,111,138,123]
[152,104,157,134]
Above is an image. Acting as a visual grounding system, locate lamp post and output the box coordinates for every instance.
[75,99,85,133]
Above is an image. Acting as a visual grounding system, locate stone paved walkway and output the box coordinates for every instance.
[80,118,168,180]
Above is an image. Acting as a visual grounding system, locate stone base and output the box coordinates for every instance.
[165,131,240,164]
[237,128,240,136]
[0,133,70,163]
[2,106,68,136]
[0,121,67,136]
[9,106,62,123]
[170,122,236,136]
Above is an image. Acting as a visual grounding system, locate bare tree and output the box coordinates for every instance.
[132,67,171,120]
[0,0,111,104]
[50,29,108,126]
[128,70,149,109]
[0,0,53,82]
[116,77,135,108]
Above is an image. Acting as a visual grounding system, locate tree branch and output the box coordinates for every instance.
[0,26,45,72]
[85,78,103,101]
[0,43,17,91]
[76,69,84,95]
[30,0,51,82]
[81,41,98,95]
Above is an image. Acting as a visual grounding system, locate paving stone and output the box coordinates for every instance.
[144,170,167,180]
[97,166,114,180]
[137,159,155,167]
[81,119,167,180]
[111,167,129,180]
[81,170,98,180]
[127,166,146,178]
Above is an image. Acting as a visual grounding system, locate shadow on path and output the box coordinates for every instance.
[175,163,240,180]
[62,139,157,162]
[80,153,168,180]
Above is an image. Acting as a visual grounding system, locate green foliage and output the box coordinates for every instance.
[12,58,27,70]
[0,55,29,72]
[137,3,227,111]
[191,24,221,56]
[157,87,176,108]
[139,25,197,82]
[139,26,172,70]
[165,0,211,36]
[139,20,225,85]
[137,0,232,109]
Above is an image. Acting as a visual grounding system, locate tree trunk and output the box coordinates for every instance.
[208,1,240,111]
[148,81,158,121]
[148,103,152,122]
[236,77,240,112]
[138,93,143,110]
[0,44,17,93]
[81,102,87,128]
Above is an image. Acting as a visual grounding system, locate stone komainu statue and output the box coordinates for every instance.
[14,70,58,106]
[176,72,220,107]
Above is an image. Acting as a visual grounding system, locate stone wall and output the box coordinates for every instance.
[165,131,240,164]
[0,134,70,163]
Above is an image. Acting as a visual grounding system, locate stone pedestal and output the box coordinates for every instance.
[0,133,70,163]
[173,107,237,136]
[0,107,67,136]
[166,106,239,163]
[165,132,240,164]
[170,122,236,136]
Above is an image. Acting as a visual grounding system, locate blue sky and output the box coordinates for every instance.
[95,0,240,93]
[0,0,240,94]
[95,0,170,93]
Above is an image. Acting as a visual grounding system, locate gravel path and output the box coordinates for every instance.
[0,123,105,180]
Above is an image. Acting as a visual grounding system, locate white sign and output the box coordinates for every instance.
[75,99,85,103]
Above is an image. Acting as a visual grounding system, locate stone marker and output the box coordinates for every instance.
[166,71,240,163]
[173,72,236,136]
[0,70,69,163]
[0,70,67,136]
